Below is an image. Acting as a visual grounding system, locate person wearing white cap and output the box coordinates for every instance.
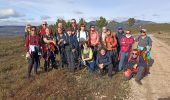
[136,29,152,75]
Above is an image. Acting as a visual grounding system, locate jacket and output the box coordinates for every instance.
[96,52,112,66]
[120,36,134,52]
[104,33,117,51]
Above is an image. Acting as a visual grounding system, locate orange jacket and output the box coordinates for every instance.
[104,33,117,51]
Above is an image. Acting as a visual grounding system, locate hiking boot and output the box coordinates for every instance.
[135,78,142,85]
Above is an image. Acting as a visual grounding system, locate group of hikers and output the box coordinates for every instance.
[24,19,152,85]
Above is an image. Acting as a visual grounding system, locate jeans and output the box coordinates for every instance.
[81,61,95,73]
[118,52,129,71]
[108,50,118,66]
[65,48,76,72]
[28,52,39,76]
[136,67,145,80]
[43,50,56,72]
[58,47,67,67]
[99,64,113,77]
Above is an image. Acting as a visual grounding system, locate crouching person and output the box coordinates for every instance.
[96,48,113,78]
[124,49,147,85]
[25,26,41,78]
[81,42,95,73]
[65,28,79,73]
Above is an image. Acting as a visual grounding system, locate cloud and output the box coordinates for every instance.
[113,17,128,22]
[0,8,24,19]
[73,10,84,15]
[40,15,51,20]
[152,14,159,17]
[66,0,75,4]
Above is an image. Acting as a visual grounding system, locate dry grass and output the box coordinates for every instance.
[0,36,129,100]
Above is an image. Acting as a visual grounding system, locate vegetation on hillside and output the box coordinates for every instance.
[0,37,129,99]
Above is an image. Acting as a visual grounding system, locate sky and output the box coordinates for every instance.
[0,0,170,25]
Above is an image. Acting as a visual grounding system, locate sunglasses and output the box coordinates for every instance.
[42,24,47,25]
[132,53,138,55]
[31,29,35,31]
[126,32,131,34]
[140,30,146,33]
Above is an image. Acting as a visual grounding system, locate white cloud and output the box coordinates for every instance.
[41,15,51,20]
[73,10,84,15]
[0,8,24,19]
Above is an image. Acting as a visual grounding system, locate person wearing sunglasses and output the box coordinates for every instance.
[88,25,99,61]
[39,21,48,36]
[71,19,78,33]
[76,23,89,68]
[70,19,80,67]
[124,49,147,85]
[25,26,41,78]
[24,24,31,39]
[136,29,152,75]
[118,30,134,71]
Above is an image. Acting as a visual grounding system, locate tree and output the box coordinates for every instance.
[128,18,135,27]
[78,18,86,25]
[65,21,71,29]
[56,19,67,28]
[96,16,108,29]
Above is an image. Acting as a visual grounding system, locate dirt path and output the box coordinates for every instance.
[128,35,170,100]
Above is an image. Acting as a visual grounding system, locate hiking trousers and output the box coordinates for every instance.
[28,52,39,77]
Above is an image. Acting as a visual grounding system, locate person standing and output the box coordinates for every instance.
[116,27,125,55]
[64,28,79,73]
[77,24,89,61]
[88,25,99,60]
[100,26,108,47]
[104,29,117,70]
[118,30,134,71]
[43,28,56,72]
[25,26,41,78]
[56,27,67,68]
